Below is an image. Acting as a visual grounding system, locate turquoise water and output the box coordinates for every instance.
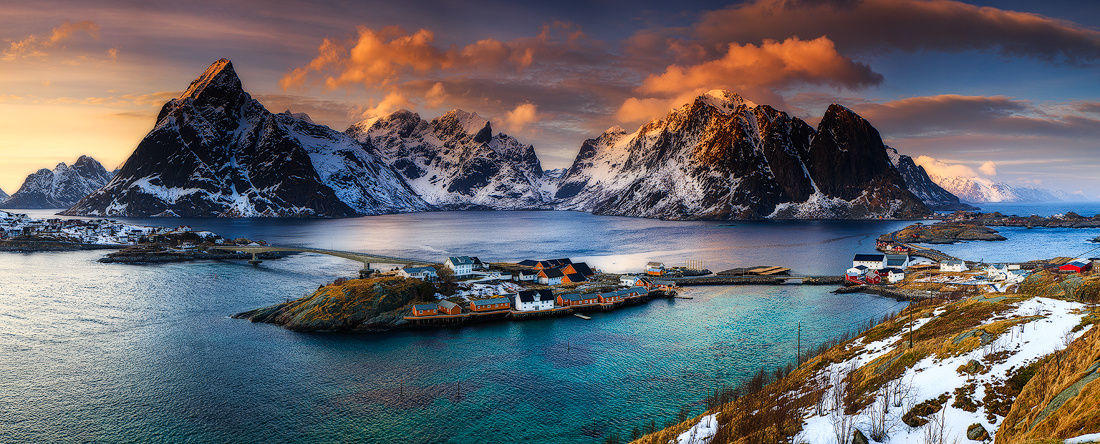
[0,211,913,442]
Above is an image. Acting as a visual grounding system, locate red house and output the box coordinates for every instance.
[411,304,438,316]
[469,297,511,312]
[1059,259,1092,273]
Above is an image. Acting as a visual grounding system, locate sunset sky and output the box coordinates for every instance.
[1,0,1098,197]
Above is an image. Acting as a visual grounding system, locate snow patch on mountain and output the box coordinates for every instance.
[347,109,551,210]
[1,155,113,209]
[64,59,427,218]
[556,90,930,220]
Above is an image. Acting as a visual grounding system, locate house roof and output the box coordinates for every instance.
[540,268,565,278]
[517,289,554,303]
[571,262,595,277]
[438,300,459,309]
[566,273,586,282]
[471,297,509,307]
[883,267,904,274]
[646,261,664,268]
[853,254,885,262]
[447,256,474,265]
[884,254,909,266]
[517,260,538,267]
[413,304,438,311]
[558,293,589,302]
[404,266,437,274]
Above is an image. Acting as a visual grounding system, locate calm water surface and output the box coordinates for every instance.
[3,211,926,442]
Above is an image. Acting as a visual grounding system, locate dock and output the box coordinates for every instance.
[573,313,592,320]
[669,274,843,286]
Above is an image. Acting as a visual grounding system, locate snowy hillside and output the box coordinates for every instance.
[556,90,931,220]
[63,59,428,218]
[928,174,1064,203]
[347,109,551,210]
[887,149,974,211]
[1,155,113,209]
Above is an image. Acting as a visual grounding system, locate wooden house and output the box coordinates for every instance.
[469,297,510,312]
[411,304,439,316]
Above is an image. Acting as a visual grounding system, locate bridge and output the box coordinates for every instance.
[208,245,435,274]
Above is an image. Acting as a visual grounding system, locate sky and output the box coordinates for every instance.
[0,0,1098,197]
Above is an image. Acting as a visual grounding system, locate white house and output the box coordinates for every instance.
[986,264,1011,281]
[852,254,886,270]
[620,275,642,287]
[884,268,905,284]
[512,289,555,311]
[940,260,967,273]
[537,268,564,285]
[884,254,910,269]
[513,270,537,282]
[399,266,439,282]
[445,256,475,276]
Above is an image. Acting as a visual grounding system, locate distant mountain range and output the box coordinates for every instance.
[60,58,973,220]
[926,174,1067,203]
[1,156,113,209]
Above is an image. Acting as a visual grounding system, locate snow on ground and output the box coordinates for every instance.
[675,414,718,444]
[795,297,1089,444]
[1067,433,1100,444]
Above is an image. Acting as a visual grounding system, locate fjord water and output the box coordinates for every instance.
[0,211,949,442]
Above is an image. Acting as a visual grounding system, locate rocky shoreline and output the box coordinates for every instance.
[0,238,122,252]
[99,249,290,264]
[944,211,1100,228]
[880,222,1006,244]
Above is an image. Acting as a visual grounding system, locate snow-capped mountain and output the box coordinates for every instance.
[346,109,551,209]
[0,187,7,201]
[1,156,114,209]
[886,148,974,211]
[927,174,1063,203]
[556,90,930,219]
[63,59,428,218]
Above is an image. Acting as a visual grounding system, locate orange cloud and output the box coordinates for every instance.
[3,21,100,61]
[504,103,538,131]
[280,25,554,91]
[360,91,412,119]
[639,36,880,97]
[693,0,1100,64]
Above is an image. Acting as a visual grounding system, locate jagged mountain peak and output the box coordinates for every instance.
[696,89,757,113]
[179,58,240,101]
[433,109,492,142]
[2,155,114,209]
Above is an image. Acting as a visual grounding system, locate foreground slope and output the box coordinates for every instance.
[637,280,1097,443]
[556,90,931,220]
[63,59,427,217]
[347,109,551,209]
[1,156,112,209]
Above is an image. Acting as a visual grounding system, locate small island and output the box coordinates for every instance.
[880,222,1006,244]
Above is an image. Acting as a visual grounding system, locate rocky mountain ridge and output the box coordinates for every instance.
[59,59,964,220]
[1,156,113,209]
[347,109,551,210]
[555,90,932,219]
[63,59,428,217]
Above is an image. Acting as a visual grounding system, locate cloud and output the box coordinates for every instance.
[639,36,881,96]
[280,24,588,91]
[504,103,538,131]
[691,0,1100,64]
[359,91,412,119]
[851,94,1100,139]
[3,21,100,61]
[913,155,987,181]
[616,36,880,123]
[424,82,447,107]
[978,161,997,176]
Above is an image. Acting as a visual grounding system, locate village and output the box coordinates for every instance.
[843,238,1098,297]
[397,255,680,324]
